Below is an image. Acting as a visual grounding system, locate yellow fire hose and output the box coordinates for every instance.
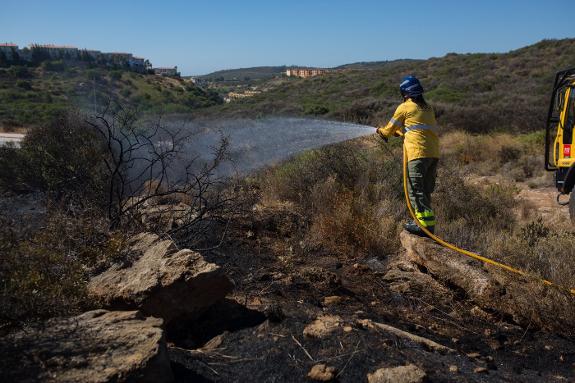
[399,140,575,296]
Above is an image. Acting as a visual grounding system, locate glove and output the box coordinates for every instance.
[376,127,388,143]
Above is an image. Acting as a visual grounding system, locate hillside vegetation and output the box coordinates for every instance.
[199,66,288,83]
[0,64,221,129]
[207,39,575,133]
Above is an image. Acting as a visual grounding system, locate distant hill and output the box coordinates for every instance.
[199,66,288,82]
[203,39,575,133]
[334,59,421,70]
[0,64,222,129]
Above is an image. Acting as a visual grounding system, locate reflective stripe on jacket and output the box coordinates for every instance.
[378,99,440,161]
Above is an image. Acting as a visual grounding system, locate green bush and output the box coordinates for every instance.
[0,112,109,207]
[41,60,66,72]
[0,206,127,325]
[16,80,32,90]
[304,105,329,115]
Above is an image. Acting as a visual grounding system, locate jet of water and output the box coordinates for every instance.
[169,117,375,176]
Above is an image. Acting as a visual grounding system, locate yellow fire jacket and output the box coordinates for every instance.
[377,99,440,161]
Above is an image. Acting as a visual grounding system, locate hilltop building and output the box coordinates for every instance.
[0,43,18,61]
[0,42,154,74]
[128,57,146,73]
[286,68,331,78]
[153,66,179,77]
[224,89,261,103]
[30,44,79,60]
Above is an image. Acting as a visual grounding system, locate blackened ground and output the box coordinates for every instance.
[167,205,575,382]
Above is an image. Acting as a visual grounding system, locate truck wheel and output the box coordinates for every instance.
[571,192,575,224]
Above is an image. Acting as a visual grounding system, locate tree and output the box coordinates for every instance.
[9,47,20,65]
[84,103,236,248]
[0,50,7,68]
[31,47,50,65]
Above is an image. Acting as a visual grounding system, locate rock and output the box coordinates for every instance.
[140,202,192,231]
[399,231,575,336]
[323,295,343,306]
[0,310,173,383]
[303,315,342,339]
[367,364,426,383]
[88,233,233,324]
[307,364,336,381]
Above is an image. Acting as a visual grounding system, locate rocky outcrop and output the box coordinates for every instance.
[88,233,233,324]
[0,310,172,383]
[400,231,575,335]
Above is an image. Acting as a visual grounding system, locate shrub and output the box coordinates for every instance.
[110,70,123,81]
[306,177,401,257]
[41,60,66,72]
[304,105,329,115]
[0,205,127,325]
[0,112,109,208]
[487,223,575,288]
[259,138,405,258]
[9,66,32,79]
[16,80,32,90]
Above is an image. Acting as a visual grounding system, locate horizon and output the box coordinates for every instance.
[1,0,574,76]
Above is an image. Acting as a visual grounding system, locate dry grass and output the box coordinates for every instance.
[440,130,546,182]
[258,138,404,259]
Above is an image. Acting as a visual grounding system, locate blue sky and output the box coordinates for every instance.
[1,0,573,75]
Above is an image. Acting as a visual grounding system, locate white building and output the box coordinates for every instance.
[128,56,146,72]
[29,44,79,60]
[153,66,179,77]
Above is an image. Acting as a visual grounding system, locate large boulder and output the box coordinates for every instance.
[0,310,173,383]
[88,233,233,324]
[400,231,575,335]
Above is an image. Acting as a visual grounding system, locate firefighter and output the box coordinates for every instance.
[376,75,439,236]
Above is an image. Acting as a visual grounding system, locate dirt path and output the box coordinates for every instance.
[516,185,570,225]
[468,174,571,227]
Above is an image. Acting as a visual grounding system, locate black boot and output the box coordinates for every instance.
[404,220,434,237]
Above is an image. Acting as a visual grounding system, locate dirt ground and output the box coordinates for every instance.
[167,201,575,382]
[468,174,571,226]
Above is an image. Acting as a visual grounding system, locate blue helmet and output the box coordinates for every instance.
[399,75,424,97]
